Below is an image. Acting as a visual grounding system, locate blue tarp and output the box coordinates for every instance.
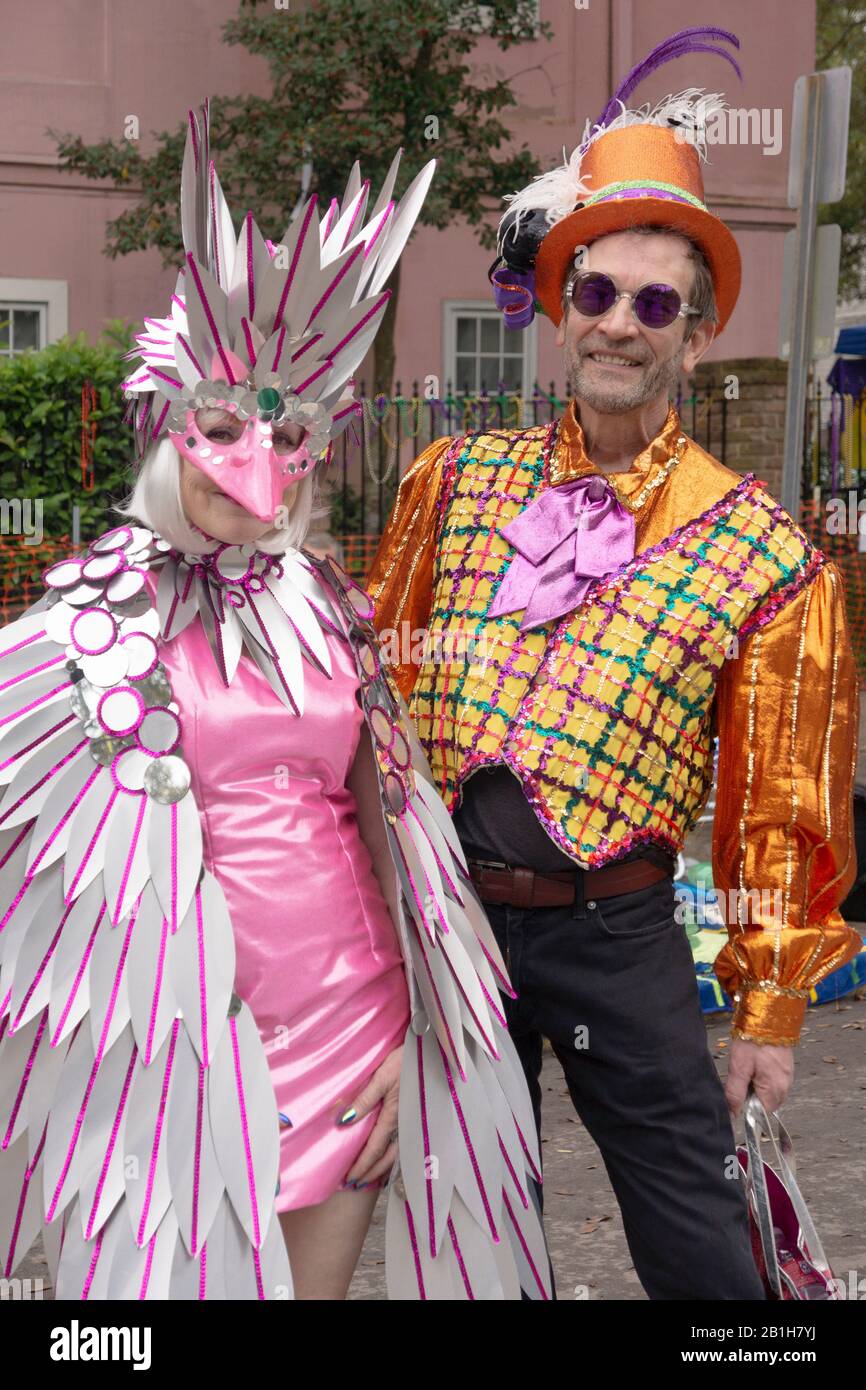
[675,878,866,1015]
[696,951,866,1015]
[835,326,866,355]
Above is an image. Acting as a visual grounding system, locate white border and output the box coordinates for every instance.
[0,278,68,345]
[443,298,539,407]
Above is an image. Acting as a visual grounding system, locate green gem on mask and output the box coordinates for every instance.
[257,387,283,420]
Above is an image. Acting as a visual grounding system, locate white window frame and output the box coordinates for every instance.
[0,279,68,355]
[443,298,538,406]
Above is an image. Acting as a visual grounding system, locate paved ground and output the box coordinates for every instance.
[14,697,866,1300]
[347,690,866,1300]
[17,991,863,1302]
[347,993,866,1300]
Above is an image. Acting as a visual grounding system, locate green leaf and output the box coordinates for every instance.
[47,0,553,390]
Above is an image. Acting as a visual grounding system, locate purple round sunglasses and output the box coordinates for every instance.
[566,270,701,330]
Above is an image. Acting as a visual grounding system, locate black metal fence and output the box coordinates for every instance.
[328,379,566,544]
[5,373,864,551]
[329,376,847,542]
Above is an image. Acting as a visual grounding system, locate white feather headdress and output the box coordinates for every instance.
[122,100,435,459]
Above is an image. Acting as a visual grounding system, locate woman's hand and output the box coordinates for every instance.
[339,1044,403,1187]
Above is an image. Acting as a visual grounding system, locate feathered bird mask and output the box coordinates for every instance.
[122,100,434,521]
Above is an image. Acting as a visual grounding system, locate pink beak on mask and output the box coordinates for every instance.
[168,407,316,524]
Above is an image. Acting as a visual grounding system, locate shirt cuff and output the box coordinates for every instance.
[730,979,809,1046]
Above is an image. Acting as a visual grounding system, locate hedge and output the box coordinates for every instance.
[0,321,136,551]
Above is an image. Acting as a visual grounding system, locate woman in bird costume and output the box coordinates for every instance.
[0,102,550,1301]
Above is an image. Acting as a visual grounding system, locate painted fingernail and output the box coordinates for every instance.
[338,1107,357,1126]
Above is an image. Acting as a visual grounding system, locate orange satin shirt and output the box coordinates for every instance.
[367,402,862,1046]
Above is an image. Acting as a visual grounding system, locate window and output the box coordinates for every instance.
[0,280,68,358]
[0,303,46,358]
[448,1,541,34]
[444,300,538,397]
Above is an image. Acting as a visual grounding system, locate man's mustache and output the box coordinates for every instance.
[577,343,651,364]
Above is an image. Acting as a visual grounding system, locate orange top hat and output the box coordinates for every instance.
[492,27,743,336]
[535,123,741,332]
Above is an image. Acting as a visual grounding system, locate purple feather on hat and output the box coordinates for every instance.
[591,26,742,142]
[492,26,743,331]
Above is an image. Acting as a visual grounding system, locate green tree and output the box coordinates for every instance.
[50,0,551,392]
[816,1,866,296]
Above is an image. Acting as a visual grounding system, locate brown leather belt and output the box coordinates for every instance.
[467,855,672,909]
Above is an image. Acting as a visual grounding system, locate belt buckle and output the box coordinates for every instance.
[468,857,510,873]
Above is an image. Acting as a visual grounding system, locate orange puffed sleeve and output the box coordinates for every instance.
[365,435,453,702]
[712,561,862,1045]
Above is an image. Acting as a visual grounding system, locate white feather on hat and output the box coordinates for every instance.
[501,87,728,235]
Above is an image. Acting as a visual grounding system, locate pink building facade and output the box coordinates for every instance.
[1,0,813,393]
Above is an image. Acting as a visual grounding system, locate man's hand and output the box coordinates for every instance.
[724,1037,795,1119]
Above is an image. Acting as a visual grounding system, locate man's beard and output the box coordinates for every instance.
[565,336,687,413]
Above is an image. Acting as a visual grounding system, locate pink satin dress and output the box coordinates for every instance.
[143,572,410,1210]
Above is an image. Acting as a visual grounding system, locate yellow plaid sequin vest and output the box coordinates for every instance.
[408,423,824,868]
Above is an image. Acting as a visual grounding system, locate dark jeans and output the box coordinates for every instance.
[484,871,766,1301]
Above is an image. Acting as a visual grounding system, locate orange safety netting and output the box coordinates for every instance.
[0,537,81,625]
[800,500,866,680]
[0,533,378,626]
[3,518,866,680]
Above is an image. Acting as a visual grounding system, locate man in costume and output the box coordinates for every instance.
[367,28,861,1299]
[0,102,551,1301]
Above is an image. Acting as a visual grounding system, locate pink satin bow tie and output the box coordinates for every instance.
[487,473,636,632]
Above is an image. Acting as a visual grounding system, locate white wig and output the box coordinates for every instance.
[116,435,319,555]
